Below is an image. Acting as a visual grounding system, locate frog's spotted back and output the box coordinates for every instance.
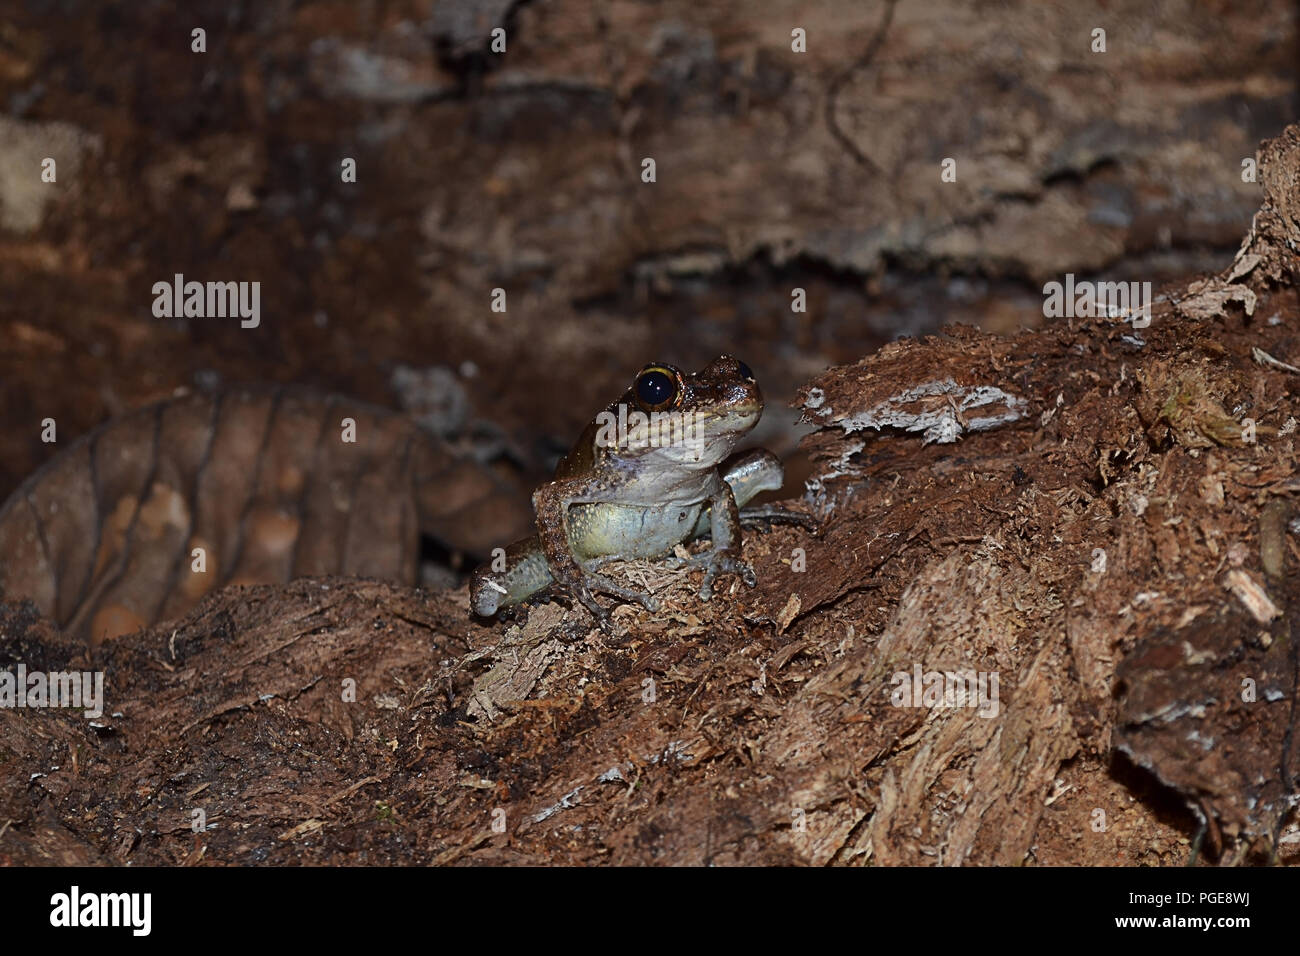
[0,386,530,644]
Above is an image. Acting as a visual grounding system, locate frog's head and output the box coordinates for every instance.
[602,355,763,469]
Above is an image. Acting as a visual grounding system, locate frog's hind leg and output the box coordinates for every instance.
[575,566,661,612]
[469,535,553,616]
[470,538,658,627]
[579,553,623,572]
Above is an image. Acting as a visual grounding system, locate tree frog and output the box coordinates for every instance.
[470,355,810,629]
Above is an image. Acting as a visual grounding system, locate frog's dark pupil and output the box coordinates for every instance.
[637,370,675,407]
[737,360,754,381]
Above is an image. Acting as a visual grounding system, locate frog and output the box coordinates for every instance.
[470,355,813,629]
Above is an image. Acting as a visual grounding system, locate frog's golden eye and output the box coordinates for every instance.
[634,365,679,412]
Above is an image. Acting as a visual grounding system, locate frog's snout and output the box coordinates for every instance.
[700,355,763,419]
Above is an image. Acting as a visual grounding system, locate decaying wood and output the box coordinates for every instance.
[2,126,1300,867]
[0,386,531,644]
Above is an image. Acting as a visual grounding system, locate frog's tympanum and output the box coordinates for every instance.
[471,355,809,629]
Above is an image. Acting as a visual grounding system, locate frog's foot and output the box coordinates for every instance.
[585,573,660,612]
[552,571,660,631]
[667,548,757,600]
[738,504,820,533]
[494,602,529,626]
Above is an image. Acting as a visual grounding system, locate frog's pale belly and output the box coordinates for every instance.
[567,501,704,561]
[469,447,786,616]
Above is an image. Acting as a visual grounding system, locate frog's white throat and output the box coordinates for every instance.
[653,433,745,469]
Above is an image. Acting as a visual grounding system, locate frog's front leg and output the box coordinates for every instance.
[671,477,756,600]
[691,449,819,536]
[532,478,659,629]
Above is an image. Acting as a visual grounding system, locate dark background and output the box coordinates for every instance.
[0,0,1296,498]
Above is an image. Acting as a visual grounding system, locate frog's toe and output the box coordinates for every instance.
[698,553,756,600]
[590,606,614,633]
[573,585,614,631]
[665,551,719,572]
[585,573,659,613]
[634,591,662,612]
[548,575,610,630]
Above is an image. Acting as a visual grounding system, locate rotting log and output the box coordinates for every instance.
[1,127,1299,867]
